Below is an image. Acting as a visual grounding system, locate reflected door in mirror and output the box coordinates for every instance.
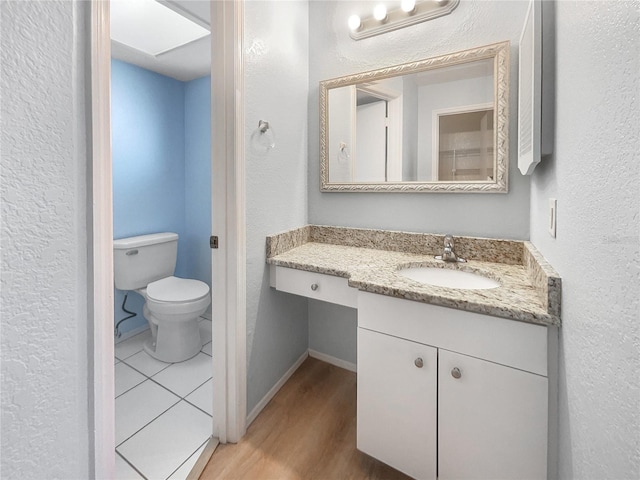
[436,107,494,182]
[355,100,387,182]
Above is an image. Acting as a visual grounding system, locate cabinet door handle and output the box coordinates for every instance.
[451,367,462,379]
[310,283,319,291]
[414,357,424,368]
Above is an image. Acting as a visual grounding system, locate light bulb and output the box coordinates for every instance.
[373,4,387,21]
[401,0,416,13]
[348,14,362,31]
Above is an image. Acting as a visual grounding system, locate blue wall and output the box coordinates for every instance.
[184,76,212,287]
[111,59,211,335]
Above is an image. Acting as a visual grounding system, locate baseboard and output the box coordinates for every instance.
[246,350,309,427]
[115,324,149,344]
[309,349,357,373]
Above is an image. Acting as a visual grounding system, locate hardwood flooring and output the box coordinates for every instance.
[199,357,412,480]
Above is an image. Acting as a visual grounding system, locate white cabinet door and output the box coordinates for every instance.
[357,327,437,480]
[438,349,548,480]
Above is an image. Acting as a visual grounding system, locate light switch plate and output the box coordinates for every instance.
[549,198,557,238]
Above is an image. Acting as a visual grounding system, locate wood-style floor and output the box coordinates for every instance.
[199,357,411,480]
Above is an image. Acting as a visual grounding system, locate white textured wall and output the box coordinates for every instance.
[244,0,310,413]
[530,2,640,479]
[1,1,91,478]
[309,0,530,239]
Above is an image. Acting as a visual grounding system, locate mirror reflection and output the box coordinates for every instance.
[320,42,509,192]
[437,104,494,182]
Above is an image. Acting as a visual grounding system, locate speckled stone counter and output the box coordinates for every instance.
[266,225,562,327]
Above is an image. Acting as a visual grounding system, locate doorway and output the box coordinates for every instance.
[432,103,494,182]
[90,1,246,477]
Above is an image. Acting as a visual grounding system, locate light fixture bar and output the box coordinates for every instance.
[349,0,460,41]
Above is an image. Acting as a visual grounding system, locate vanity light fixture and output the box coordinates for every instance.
[349,0,460,40]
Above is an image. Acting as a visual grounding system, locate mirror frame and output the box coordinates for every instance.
[319,41,510,193]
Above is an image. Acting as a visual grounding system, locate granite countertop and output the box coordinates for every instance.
[266,226,562,327]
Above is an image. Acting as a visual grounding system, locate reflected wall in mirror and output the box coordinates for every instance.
[320,41,510,192]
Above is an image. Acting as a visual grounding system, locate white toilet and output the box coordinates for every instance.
[113,232,211,363]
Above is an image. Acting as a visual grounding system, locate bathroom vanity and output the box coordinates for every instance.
[267,225,560,480]
[357,293,550,480]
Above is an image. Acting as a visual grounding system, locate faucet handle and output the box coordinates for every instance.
[436,234,466,263]
[444,234,454,247]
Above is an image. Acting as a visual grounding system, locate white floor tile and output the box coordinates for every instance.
[185,379,213,416]
[115,330,151,361]
[115,363,147,398]
[199,319,212,344]
[118,401,212,480]
[201,341,212,356]
[115,380,180,445]
[115,452,144,480]
[124,350,172,377]
[152,352,212,397]
[167,441,207,480]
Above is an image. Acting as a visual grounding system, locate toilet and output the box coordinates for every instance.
[113,232,211,363]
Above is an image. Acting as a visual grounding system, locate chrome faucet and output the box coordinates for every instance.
[435,234,466,263]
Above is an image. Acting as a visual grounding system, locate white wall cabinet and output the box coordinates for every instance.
[357,292,554,480]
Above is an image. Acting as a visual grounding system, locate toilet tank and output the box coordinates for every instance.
[113,232,178,291]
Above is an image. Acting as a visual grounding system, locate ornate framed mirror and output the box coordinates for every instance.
[319,41,510,193]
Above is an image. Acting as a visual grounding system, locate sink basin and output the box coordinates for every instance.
[398,267,500,290]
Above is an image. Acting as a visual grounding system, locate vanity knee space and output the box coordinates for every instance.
[357,292,556,480]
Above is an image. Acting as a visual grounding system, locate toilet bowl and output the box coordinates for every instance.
[113,232,211,363]
[139,276,210,363]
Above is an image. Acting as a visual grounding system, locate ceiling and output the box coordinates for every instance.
[111,0,211,82]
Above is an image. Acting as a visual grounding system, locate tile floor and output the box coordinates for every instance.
[114,319,213,480]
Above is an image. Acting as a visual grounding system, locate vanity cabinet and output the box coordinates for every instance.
[438,350,547,480]
[358,292,552,480]
[357,328,437,480]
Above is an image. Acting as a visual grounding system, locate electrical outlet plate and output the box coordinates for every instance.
[548,198,557,238]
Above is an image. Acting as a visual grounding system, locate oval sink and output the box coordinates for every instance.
[398,267,500,290]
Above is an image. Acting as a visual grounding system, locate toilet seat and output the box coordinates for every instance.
[146,276,209,303]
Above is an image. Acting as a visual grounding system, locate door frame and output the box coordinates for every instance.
[91,2,115,477]
[210,0,247,444]
[90,1,246,476]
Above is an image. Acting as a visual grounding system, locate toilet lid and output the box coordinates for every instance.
[146,276,210,303]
